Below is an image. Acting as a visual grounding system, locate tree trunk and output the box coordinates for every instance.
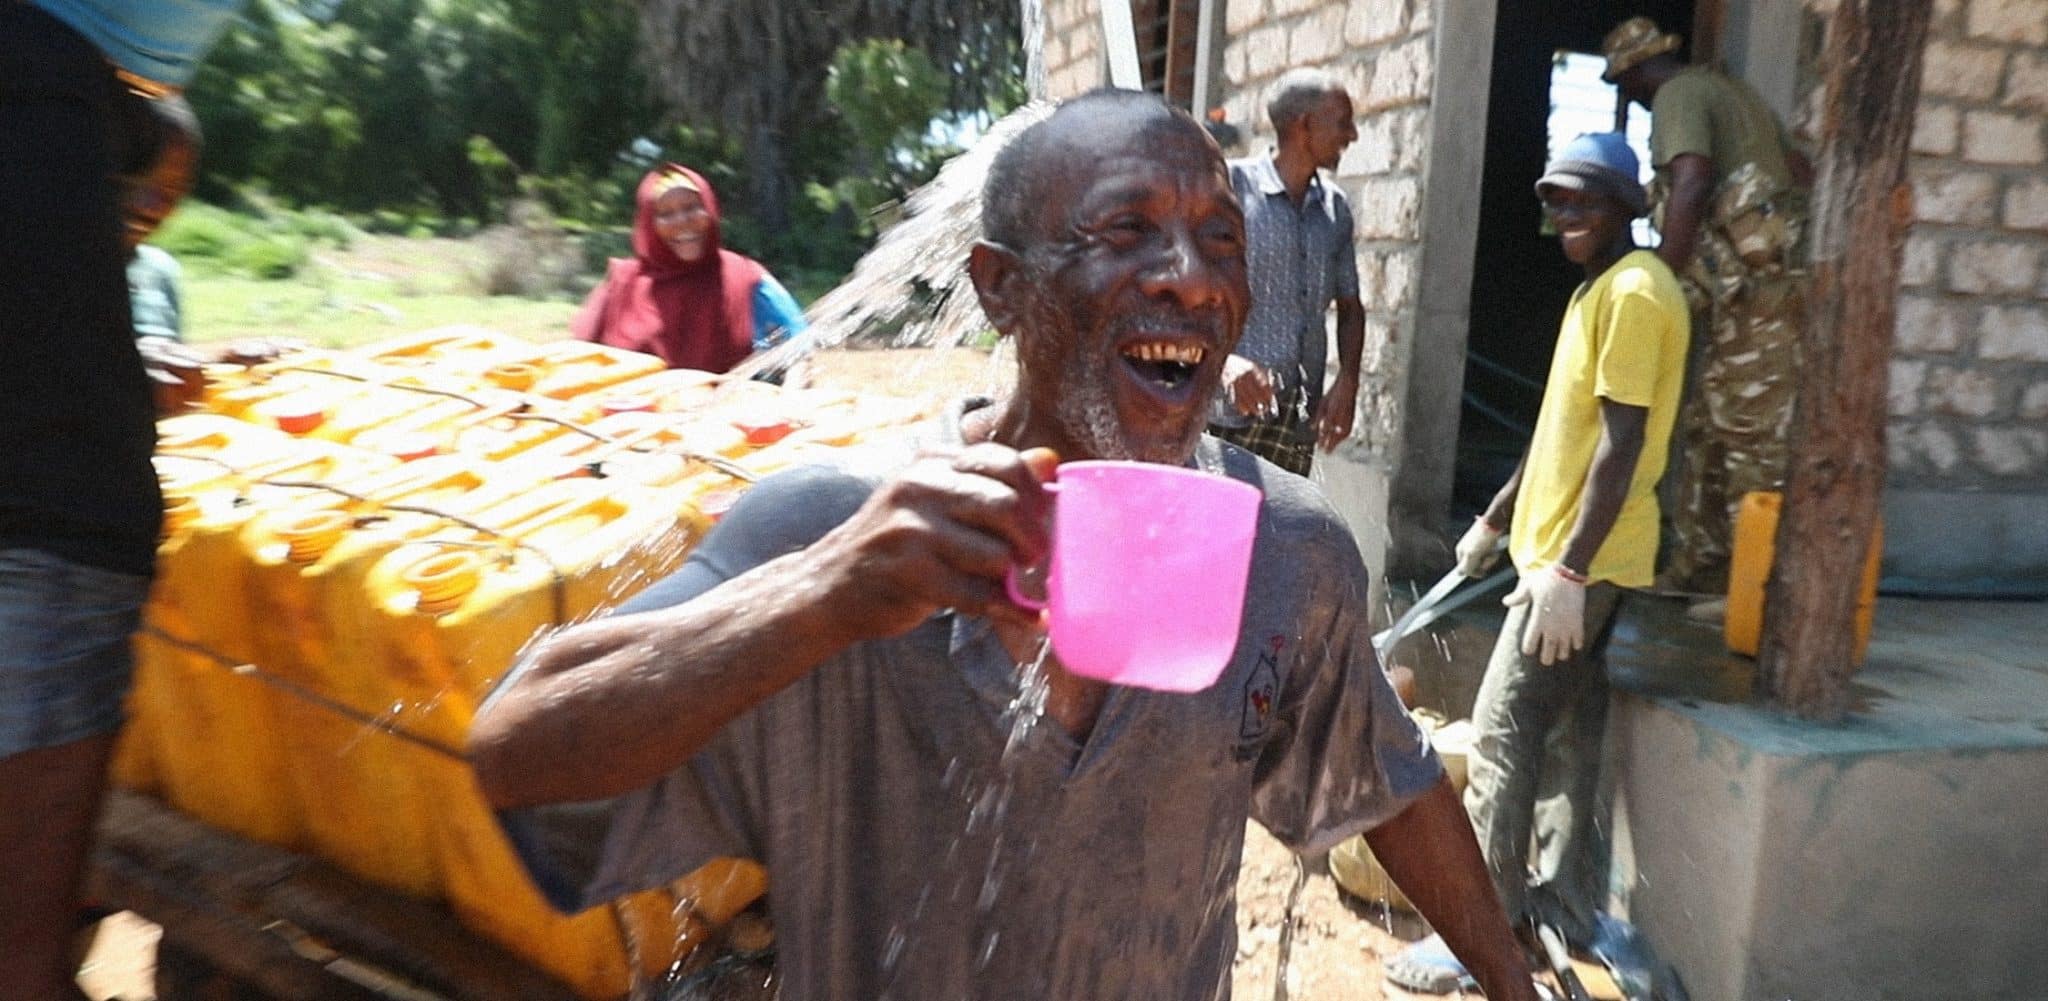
[1756,1,1934,719]
[748,121,792,240]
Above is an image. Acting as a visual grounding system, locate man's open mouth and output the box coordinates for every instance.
[1119,340,1207,391]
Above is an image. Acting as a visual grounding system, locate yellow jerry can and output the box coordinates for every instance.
[145,440,399,847]
[1725,490,1883,662]
[354,478,702,996]
[237,455,556,896]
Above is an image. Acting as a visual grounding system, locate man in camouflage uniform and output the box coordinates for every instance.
[1603,17,1812,599]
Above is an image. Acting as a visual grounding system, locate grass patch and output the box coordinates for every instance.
[184,273,578,349]
[154,202,359,280]
[158,202,582,349]
[162,202,830,354]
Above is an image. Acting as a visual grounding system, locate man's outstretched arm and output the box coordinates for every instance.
[1316,294,1366,450]
[1366,778,1542,1000]
[469,446,1055,808]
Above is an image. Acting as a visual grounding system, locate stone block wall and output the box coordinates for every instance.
[1032,0,1465,578]
[1794,0,2048,587]
[1796,0,2048,490]
[1040,0,1105,100]
[1036,0,1439,459]
[1892,0,2048,489]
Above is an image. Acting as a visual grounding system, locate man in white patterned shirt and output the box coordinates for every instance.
[1210,68,1364,476]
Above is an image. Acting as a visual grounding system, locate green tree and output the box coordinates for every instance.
[501,0,655,177]
[825,38,952,217]
[635,0,1023,237]
[187,0,654,220]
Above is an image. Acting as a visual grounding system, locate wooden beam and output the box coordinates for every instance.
[1190,0,1221,116]
[1756,1,1934,718]
[91,792,582,1001]
[1690,0,1727,67]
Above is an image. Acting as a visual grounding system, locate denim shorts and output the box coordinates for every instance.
[0,548,151,756]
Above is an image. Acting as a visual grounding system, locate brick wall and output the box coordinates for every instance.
[1041,0,1105,99]
[1793,0,2048,583]
[1032,1,1481,576]
[1796,0,2048,488]
[1036,0,1438,460]
[1033,1,2046,578]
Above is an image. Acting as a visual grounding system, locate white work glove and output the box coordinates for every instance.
[1503,565,1586,666]
[1454,517,1505,577]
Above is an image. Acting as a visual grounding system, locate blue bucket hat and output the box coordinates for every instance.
[1535,132,1647,217]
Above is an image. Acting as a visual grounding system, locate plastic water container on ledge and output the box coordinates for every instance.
[340,380,537,459]
[581,367,726,414]
[149,438,307,526]
[1725,490,1883,662]
[300,383,464,446]
[620,858,773,984]
[424,396,600,464]
[342,325,528,372]
[784,393,930,448]
[196,349,345,409]
[203,350,392,421]
[154,414,299,473]
[520,411,749,488]
[113,418,328,795]
[211,375,360,435]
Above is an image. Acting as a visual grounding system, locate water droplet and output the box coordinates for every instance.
[976,929,1001,970]
[881,926,906,970]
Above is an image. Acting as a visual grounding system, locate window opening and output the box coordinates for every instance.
[1131,0,1201,110]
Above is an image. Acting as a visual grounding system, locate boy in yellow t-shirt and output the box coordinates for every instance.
[1389,133,1688,991]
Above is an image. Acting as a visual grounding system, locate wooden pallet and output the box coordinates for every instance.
[89,790,581,1001]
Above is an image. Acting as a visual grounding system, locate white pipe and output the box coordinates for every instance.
[1191,0,1218,114]
[1100,2,1143,90]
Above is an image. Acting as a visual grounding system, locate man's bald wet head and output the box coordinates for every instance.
[981,90,1225,253]
[969,89,1248,464]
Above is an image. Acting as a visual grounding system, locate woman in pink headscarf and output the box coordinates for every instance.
[573,164,806,373]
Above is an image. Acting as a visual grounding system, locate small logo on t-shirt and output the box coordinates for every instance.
[1239,636,1283,744]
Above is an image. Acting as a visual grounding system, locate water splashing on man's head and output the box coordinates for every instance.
[968,90,1250,465]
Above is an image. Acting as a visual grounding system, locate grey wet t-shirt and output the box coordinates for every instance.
[497,412,1440,1000]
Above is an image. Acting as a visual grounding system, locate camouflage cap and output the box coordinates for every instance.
[1601,16,1683,82]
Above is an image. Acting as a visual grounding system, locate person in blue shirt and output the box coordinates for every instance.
[3,4,240,997]
[125,96,201,342]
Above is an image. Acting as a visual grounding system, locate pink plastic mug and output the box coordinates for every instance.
[1005,460,1262,692]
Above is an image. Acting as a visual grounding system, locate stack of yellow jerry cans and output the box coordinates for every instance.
[111,329,931,997]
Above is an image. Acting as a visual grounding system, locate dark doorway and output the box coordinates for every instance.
[1452,0,1700,517]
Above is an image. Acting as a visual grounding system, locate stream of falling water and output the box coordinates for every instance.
[874,635,1053,995]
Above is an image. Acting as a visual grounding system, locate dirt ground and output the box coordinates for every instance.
[79,344,1467,1000]
[1233,822,1452,1001]
[803,342,1014,401]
